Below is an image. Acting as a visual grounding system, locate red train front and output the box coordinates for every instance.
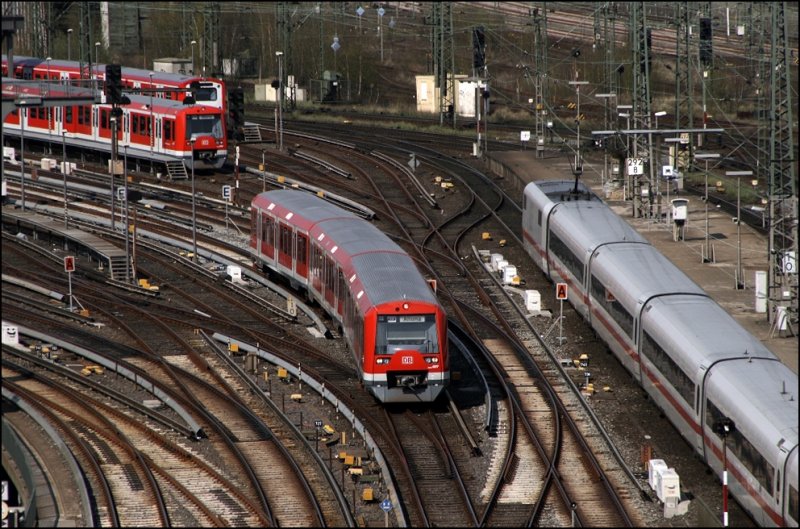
[250,189,449,403]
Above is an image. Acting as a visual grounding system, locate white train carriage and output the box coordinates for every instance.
[521,180,798,526]
[702,358,798,527]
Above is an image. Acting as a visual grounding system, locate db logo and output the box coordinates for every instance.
[401,356,413,365]
[201,139,210,146]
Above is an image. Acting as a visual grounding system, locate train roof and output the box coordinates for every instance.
[550,199,649,248]
[254,190,439,308]
[3,55,223,85]
[706,358,797,457]
[1,77,220,115]
[643,294,777,366]
[591,243,707,303]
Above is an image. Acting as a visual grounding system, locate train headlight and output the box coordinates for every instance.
[377,357,390,365]
[402,303,409,310]
[425,357,439,364]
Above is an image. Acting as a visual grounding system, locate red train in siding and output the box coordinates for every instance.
[2,78,227,170]
[250,189,449,403]
[2,55,226,123]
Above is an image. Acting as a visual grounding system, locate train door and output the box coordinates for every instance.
[278,222,293,270]
[260,212,276,262]
[324,256,336,308]
[98,108,111,141]
[337,269,346,316]
[295,232,308,278]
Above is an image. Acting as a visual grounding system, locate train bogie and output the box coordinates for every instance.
[251,190,448,404]
[521,180,798,527]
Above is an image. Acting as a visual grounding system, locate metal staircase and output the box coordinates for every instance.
[242,124,263,143]
[165,160,189,180]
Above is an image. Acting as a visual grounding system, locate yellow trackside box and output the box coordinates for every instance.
[322,424,335,435]
[277,367,288,380]
[362,488,373,501]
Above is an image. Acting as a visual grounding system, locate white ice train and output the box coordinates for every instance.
[522,180,797,527]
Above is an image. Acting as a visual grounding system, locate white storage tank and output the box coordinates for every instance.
[524,290,541,312]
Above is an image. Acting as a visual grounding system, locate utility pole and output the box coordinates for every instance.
[630,2,652,218]
[276,2,295,110]
[533,5,548,158]
[767,1,797,330]
[673,2,693,172]
[431,2,455,128]
[203,2,220,76]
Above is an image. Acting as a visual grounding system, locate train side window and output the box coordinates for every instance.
[549,231,584,283]
[789,485,798,525]
[65,106,73,124]
[279,225,292,255]
[590,275,633,338]
[706,399,775,496]
[325,256,336,291]
[537,209,542,227]
[641,330,693,405]
[164,119,174,142]
[261,214,273,245]
[297,235,307,265]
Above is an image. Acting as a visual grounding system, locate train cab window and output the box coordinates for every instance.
[706,399,775,496]
[194,85,218,102]
[376,314,438,355]
[187,114,224,139]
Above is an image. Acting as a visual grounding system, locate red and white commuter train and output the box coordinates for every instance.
[2,55,226,122]
[2,77,227,170]
[250,189,449,403]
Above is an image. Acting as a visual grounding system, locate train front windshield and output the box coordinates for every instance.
[194,85,218,103]
[187,114,224,139]
[376,314,439,354]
